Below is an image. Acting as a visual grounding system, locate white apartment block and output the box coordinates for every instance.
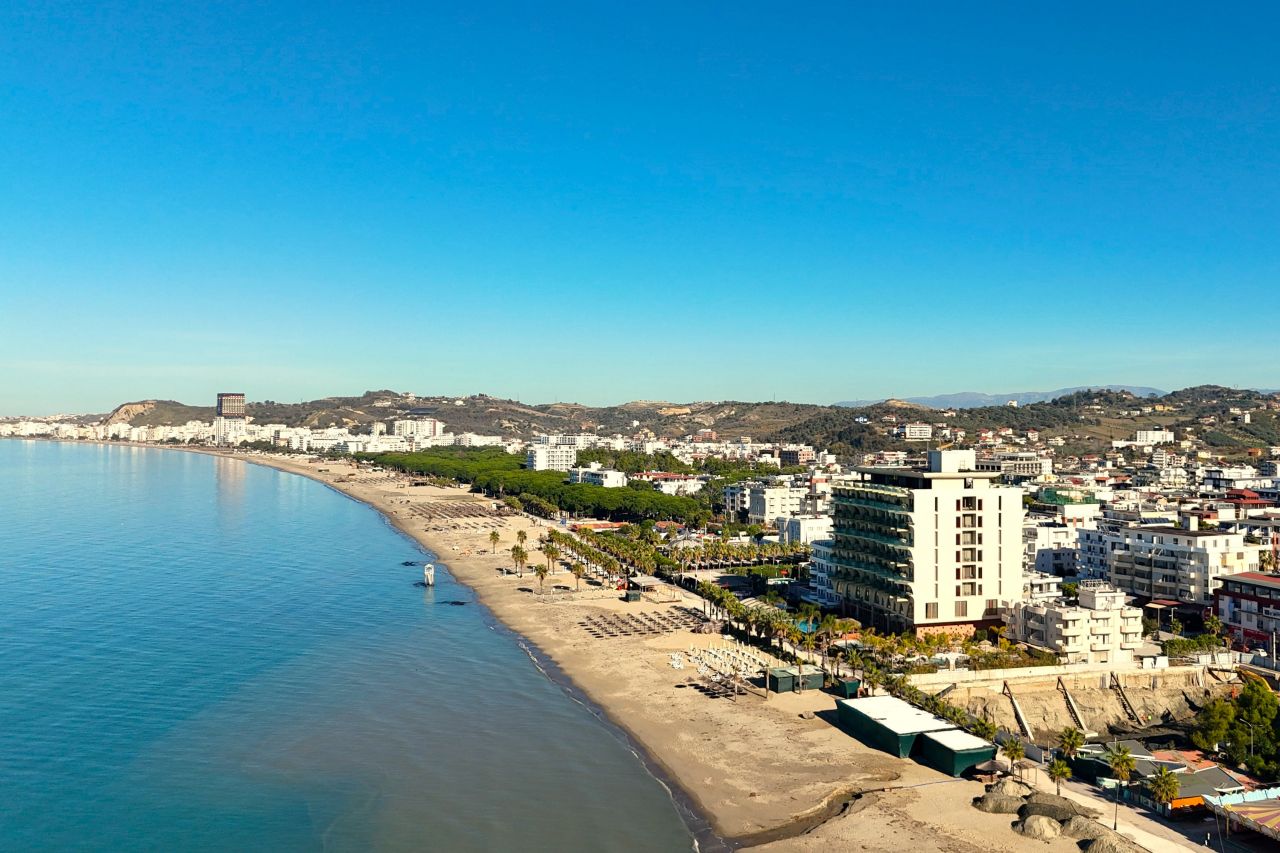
[829,450,1024,636]
[748,484,807,526]
[1023,518,1081,577]
[899,422,933,441]
[806,539,841,608]
[525,444,578,472]
[723,482,755,517]
[392,418,446,438]
[778,514,833,545]
[533,433,597,449]
[1135,429,1175,446]
[1003,581,1143,666]
[1108,522,1258,605]
[213,416,247,446]
[567,464,627,488]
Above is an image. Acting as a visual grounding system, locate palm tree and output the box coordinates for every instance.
[534,563,548,593]
[1106,745,1137,830]
[1047,759,1072,796]
[971,718,998,743]
[1148,765,1180,814]
[511,544,527,577]
[570,562,585,591]
[1058,727,1085,761]
[543,544,561,574]
[489,530,500,553]
[1002,737,1025,778]
[516,529,527,548]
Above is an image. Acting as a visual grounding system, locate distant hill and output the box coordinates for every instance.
[836,385,1167,409]
[99,386,1279,457]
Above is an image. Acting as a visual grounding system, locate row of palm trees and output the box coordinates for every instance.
[671,539,809,571]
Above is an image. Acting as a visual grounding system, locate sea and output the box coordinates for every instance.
[0,440,696,851]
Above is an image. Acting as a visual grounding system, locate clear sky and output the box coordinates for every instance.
[2,2,1277,415]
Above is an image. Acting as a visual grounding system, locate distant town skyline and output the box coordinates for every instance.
[3,4,1277,415]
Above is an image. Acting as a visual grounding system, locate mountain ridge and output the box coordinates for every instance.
[836,385,1168,409]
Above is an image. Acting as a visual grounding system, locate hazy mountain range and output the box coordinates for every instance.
[836,386,1168,410]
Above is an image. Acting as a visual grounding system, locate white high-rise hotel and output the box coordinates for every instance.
[830,450,1024,636]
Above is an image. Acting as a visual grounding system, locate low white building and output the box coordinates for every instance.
[778,514,833,545]
[631,471,704,496]
[567,463,627,488]
[1003,580,1144,665]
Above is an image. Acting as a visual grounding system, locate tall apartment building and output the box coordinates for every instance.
[213,392,247,445]
[829,450,1024,636]
[526,444,578,472]
[1003,581,1143,665]
[216,393,246,418]
[1108,522,1257,605]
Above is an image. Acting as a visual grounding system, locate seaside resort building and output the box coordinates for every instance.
[1003,580,1144,665]
[829,450,1024,636]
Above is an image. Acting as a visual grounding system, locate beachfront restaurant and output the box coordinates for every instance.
[835,696,959,760]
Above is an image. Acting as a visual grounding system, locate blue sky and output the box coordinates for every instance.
[2,2,1277,415]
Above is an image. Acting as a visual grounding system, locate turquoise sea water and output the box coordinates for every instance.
[0,441,694,852]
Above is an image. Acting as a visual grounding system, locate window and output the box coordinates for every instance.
[955,601,968,618]
[925,602,939,619]
[986,598,999,613]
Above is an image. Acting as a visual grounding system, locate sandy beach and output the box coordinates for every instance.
[202,449,1094,852]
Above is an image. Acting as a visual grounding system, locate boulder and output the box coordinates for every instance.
[1086,835,1146,853]
[1060,815,1109,841]
[1014,814,1063,842]
[988,777,1034,798]
[1018,802,1079,823]
[1025,792,1101,818]
[973,793,1026,814]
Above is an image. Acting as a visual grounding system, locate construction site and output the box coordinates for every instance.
[916,664,1242,743]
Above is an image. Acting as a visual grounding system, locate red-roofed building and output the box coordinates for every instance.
[1214,572,1280,646]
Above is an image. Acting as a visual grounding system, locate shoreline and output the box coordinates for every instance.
[18,438,1079,852]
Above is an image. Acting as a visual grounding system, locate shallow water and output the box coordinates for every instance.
[0,441,694,851]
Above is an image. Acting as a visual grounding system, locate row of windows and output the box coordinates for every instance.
[923,598,1002,620]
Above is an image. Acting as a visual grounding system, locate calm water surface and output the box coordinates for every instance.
[0,441,694,851]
